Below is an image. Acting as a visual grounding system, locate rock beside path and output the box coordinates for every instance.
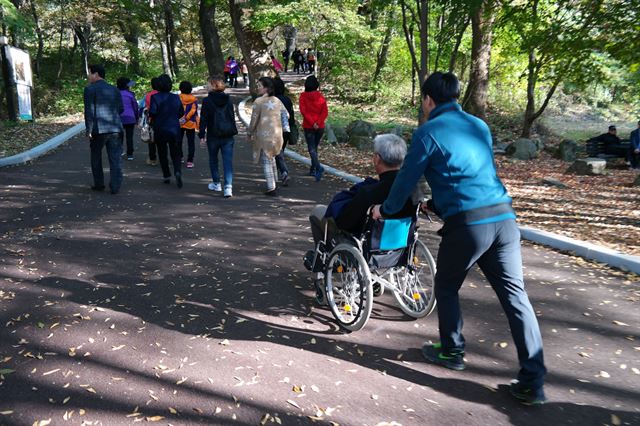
[346,120,375,151]
[541,177,569,188]
[556,139,578,162]
[506,138,539,160]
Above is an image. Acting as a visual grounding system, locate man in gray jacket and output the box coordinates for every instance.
[84,64,124,194]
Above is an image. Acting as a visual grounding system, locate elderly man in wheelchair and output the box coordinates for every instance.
[303,134,436,331]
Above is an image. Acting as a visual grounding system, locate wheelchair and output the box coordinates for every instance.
[304,204,437,331]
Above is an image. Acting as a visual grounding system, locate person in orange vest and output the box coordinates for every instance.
[178,81,199,168]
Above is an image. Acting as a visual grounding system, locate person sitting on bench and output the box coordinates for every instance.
[591,125,628,157]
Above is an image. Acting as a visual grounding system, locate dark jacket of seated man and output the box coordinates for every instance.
[335,170,420,236]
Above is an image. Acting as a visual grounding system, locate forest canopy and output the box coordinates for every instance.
[0,0,638,137]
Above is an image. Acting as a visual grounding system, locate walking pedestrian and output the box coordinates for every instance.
[228,57,239,88]
[198,76,238,198]
[271,54,284,73]
[240,59,249,88]
[299,75,328,181]
[248,77,289,196]
[372,72,547,405]
[292,49,302,74]
[273,77,295,186]
[307,48,316,74]
[144,78,160,166]
[117,77,139,161]
[282,48,290,72]
[178,81,199,169]
[149,74,185,188]
[83,64,124,194]
[223,56,232,83]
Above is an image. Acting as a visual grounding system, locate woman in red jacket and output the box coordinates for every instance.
[299,75,328,181]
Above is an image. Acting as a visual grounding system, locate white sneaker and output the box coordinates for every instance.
[224,187,233,198]
[208,182,222,191]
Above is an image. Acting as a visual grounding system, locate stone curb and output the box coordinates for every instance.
[238,96,640,274]
[0,122,85,168]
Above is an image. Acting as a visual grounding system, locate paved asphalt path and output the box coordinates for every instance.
[1,84,639,425]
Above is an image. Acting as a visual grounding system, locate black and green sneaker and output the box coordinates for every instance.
[509,380,547,405]
[421,342,465,371]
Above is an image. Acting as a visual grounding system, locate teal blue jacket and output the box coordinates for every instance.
[381,102,514,225]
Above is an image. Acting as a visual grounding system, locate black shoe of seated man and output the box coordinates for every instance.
[265,188,278,196]
[175,172,183,188]
[421,342,465,371]
[303,250,315,271]
[509,380,547,405]
[91,185,105,191]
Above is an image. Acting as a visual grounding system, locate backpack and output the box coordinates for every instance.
[211,102,238,138]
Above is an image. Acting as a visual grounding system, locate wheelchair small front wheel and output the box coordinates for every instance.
[393,239,437,318]
[325,244,373,331]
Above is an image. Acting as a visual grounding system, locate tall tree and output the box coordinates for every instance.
[199,0,224,77]
[461,0,495,120]
[228,0,272,96]
[162,0,179,76]
[28,0,44,76]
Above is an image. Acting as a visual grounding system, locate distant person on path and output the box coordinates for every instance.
[282,48,290,72]
[228,57,239,88]
[224,56,232,83]
[178,81,199,169]
[143,77,160,166]
[240,59,249,88]
[306,48,316,73]
[248,76,289,196]
[299,75,328,181]
[199,76,237,198]
[116,77,139,161]
[293,49,303,74]
[149,74,185,188]
[273,77,295,186]
[83,64,124,194]
[372,72,547,405]
[271,54,284,73]
[630,120,640,170]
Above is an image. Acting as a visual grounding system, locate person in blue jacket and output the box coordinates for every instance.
[372,72,547,405]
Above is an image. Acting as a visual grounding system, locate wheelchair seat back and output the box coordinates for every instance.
[365,216,417,269]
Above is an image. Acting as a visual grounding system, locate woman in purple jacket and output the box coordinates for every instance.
[117,77,140,161]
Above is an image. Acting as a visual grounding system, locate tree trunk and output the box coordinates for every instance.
[122,29,142,76]
[228,0,272,97]
[199,0,224,77]
[56,12,65,80]
[283,25,297,54]
[160,40,172,76]
[418,0,429,83]
[29,0,44,77]
[73,24,91,76]
[461,0,495,120]
[373,9,395,81]
[449,16,469,73]
[163,0,179,76]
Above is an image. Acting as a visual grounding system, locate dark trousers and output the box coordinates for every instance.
[275,132,290,177]
[628,146,640,169]
[308,60,316,73]
[90,132,123,192]
[304,128,324,173]
[435,219,546,389]
[179,128,196,162]
[293,61,301,74]
[155,131,181,179]
[229,73,238,88]
[123,123,135,156]
[148,141,157,161]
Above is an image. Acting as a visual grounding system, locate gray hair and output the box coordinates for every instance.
[373,134,407,166]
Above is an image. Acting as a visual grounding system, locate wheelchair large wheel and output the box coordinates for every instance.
[325,244,373,332]
[393,239,436,318]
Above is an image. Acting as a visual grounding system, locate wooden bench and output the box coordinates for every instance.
[585,138,630,159]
